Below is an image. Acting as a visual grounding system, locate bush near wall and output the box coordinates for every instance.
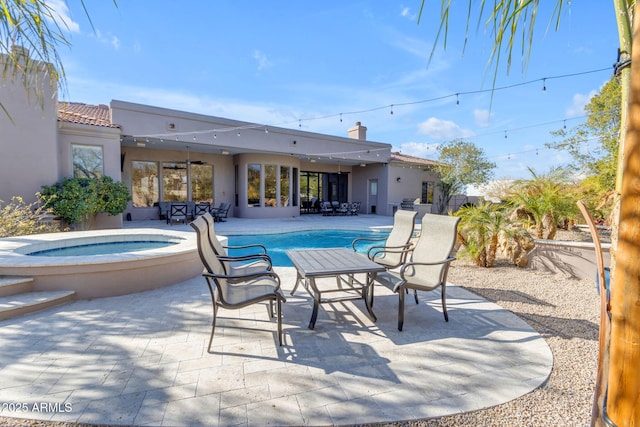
[39,177,131,229]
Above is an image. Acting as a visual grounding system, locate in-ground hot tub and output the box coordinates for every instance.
[0,228,202,299]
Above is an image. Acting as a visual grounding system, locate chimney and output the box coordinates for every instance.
[348,121,367,140]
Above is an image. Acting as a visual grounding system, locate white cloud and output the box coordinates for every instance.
[473,109,493,127]
[47,0,80,33]
[253,50,273,72]
[566,90,597,118]
[400,7,416,20]
[111,36,120,50]
[417,117,474,140]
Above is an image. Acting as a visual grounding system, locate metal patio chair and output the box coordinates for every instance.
[374,213,460,331]
[190,216,286,350]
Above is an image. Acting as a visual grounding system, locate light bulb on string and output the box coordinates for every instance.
[390,105,394,115]
[340,113,343,123]
[299,120,302,128]
[456,93,460,106]
[542,78,547,92]
[504,130,508,139]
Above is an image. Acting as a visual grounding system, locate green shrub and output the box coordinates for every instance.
[39,176,131,228]
[0,196,62,237]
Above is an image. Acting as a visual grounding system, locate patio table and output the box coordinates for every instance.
[286,247,386,329]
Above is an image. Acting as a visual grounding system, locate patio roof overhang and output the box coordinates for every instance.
[114,100,391,167]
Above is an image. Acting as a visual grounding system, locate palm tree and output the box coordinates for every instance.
[454,200,511,267]
[508,167,577,240]
[419,1,638,425]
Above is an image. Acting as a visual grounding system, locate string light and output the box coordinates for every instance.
[390,105,394,115]
[542,78,547,92]
[456,93,460,105]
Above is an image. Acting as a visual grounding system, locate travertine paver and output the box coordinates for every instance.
[0,263,552,426]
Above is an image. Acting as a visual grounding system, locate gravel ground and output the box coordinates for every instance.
[0,232,600,427]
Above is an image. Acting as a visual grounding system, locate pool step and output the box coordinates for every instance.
[0,290,76,321]
[0,276,35,298]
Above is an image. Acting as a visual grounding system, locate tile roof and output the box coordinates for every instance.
[390,151,441,166]
[57,102,119,128]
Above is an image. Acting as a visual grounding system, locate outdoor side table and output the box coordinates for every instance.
[286,247,386,329]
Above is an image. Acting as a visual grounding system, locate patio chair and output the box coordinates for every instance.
[336,202,350,215]
[167,202,188,225]
[349,201,361,216]
[190,216,286,350]
[200,212,272,277]
[320,201,334,216]
[194,202,211,218]
[211,202,230,222]
[375,213,460,331]
[352,209,418,270]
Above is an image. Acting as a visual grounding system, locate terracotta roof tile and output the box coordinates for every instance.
[390,151,441,166]
[57,102,119,128]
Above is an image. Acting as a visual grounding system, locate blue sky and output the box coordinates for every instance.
[55,1,618,180]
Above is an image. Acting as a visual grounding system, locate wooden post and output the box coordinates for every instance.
[606,2,640,424]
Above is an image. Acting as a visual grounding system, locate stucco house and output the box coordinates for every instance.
[1,49,442,228]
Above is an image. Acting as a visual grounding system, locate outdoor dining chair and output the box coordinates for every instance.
[167,202,188,225]
[352,209,418,270]
[201,212,272,278]
[194,202,211,218]
[190,216,286,350]
[374,213,460,331]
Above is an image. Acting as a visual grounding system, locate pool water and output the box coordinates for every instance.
[29,241,177,257]
[227,229,390,267]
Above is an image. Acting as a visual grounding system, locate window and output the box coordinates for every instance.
[72,144,103,178]
[422,181,435,204]
[265,164,277,207]
[162,162,187,202]
[247,163,261,207]
[190,164,213,203]
[280,166,290,207]
[131,161,159,207]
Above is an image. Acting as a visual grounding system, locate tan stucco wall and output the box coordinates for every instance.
[0,56,59,205]
[58,122,123,229]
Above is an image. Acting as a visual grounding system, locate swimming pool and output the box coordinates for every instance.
[227,229,390,266]
[28,241,177,257]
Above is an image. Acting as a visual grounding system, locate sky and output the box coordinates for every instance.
[53,1,619,180]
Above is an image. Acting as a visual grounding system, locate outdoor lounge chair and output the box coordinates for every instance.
[352,209,418,270]
[167,202,188,225]
[374,213,460,331]
[190,216,286,350]
[201,212,272,277]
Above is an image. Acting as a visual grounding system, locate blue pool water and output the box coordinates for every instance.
[29,241,177,257]
[227,229,390,267]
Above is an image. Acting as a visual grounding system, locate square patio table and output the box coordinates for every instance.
[286,247,386,329]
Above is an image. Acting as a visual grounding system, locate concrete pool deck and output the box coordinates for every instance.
[0,214,553,426]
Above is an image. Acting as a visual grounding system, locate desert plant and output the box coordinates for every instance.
[454,200,512,267]
[39,176,131,229]
[0,196,62,237]
[506,167,577,239]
